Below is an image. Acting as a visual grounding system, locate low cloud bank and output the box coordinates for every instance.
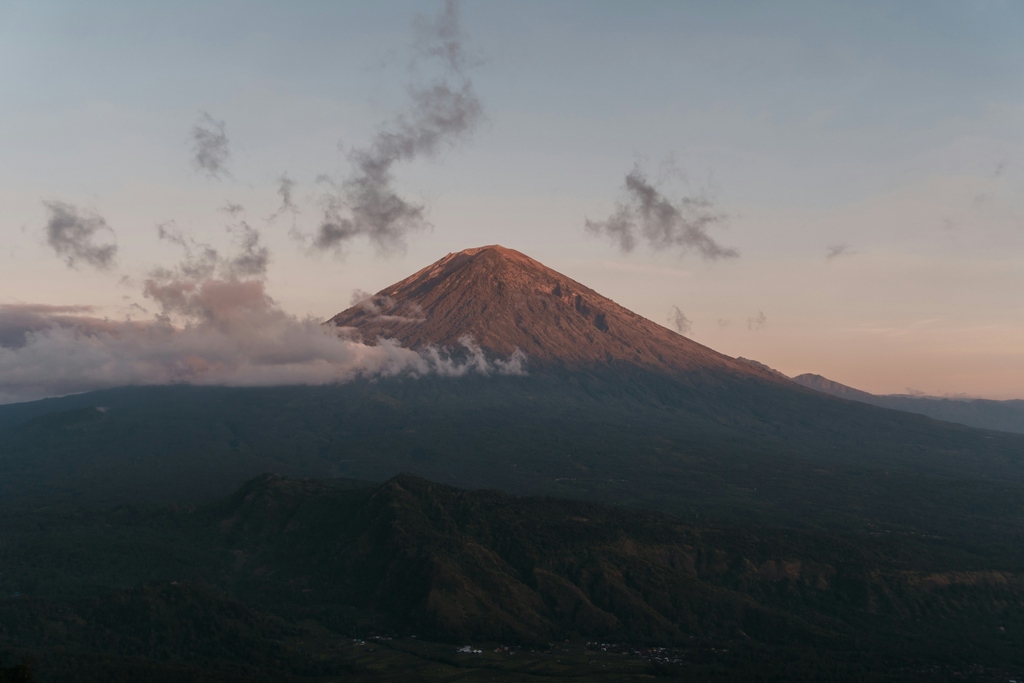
[0,294,526,405]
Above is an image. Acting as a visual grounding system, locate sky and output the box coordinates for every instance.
[1,0,1022,401]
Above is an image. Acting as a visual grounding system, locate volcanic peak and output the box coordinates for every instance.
[329,245,780,380]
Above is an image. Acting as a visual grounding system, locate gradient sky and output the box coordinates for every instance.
[1,0,1022,399]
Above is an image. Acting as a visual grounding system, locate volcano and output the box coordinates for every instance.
[2,245,1024,539]
[328,245,780,381]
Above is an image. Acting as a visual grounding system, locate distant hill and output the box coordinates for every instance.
[791,373,1024,435]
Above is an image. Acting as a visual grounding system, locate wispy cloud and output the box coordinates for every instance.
[667,305,691,334]
[825,244,853,260]
[310,0,482,255]
[190,111,231,179]
[747,311,767,331]
[586,166,737,260]
[42,201,118,271]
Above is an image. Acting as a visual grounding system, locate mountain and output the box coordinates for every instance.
[1,246,1024,544]
[792,373,1024,435]
[329,245,780,381]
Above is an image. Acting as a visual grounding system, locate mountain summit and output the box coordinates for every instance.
[329,245,774,379]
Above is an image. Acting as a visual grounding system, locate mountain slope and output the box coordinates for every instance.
[793,373,1024,435]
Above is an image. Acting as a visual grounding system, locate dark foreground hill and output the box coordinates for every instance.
[792,373,1024,435]
[1,474,1023,682]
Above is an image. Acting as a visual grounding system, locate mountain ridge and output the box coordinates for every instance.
[791,372,1024,435]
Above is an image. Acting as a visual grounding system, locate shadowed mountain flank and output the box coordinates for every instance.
[329,245,779,380]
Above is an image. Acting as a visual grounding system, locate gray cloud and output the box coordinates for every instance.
[667,305,692,335]
[717,318,731,328]
[825,244,852,259]
[311,0,482,255]
[190,111,231,179]
[276,173,298,214]
[226,221,269,278]
[145,218,269,321]
[747,311,767,331]
[42,201,119,271]
[586,167,737,259]
[271,172,303,241]
[0,303,103,349]
[350,288,375,308]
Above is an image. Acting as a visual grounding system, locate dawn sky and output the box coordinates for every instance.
[1,0,1022,399]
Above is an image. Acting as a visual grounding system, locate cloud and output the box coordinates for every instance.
[226,221,269,278]
[0,284,521,405]
[42,201,119,271]
[825,244,852,259]
[269,173,302,240]
[0,299,524,404]
[667,305,691,334]
[190,111,231,179]
[585,167,737,259]
[310,0,483,255]
[0,303,104,349]
[747,311,767,331]
[420,335,526,377]
[275,173,298,215]
[717,318,731,328]
[349,288,426,323]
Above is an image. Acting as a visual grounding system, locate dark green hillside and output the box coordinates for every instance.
[212,473,1024,652]
[1,372,1023,543]
[1,474,1023,681]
